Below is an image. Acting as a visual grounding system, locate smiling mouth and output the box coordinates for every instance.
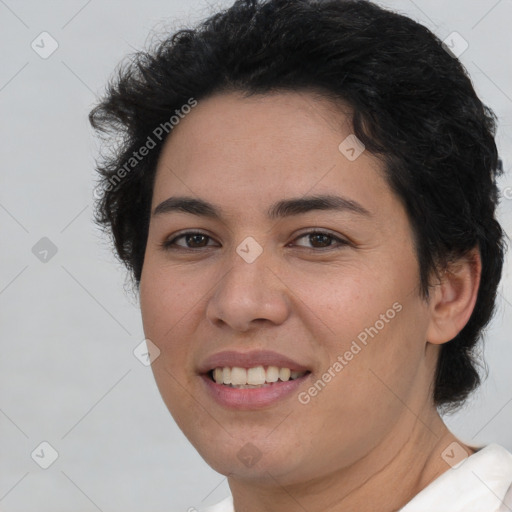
[206,366,311,388]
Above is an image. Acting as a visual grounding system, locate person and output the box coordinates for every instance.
[88,0,512,510]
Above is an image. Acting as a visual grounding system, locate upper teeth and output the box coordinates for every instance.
[212,366,307,385]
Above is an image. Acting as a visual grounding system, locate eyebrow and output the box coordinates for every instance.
[153,194,372,220]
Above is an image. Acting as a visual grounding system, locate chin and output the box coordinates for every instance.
[193,434,308,484]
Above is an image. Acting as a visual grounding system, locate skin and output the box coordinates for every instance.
[139,91,482,512]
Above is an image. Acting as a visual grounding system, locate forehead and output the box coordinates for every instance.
[159,90,355,158]
[152,91,397,222]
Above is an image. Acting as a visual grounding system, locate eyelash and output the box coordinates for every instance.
[160,230,350,252]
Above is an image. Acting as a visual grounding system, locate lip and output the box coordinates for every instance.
[200,372,312,410]
[197,349,311,374]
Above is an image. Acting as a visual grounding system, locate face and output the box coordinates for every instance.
[139,91,438,485]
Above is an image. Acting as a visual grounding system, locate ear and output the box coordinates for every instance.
[425,247,482,345]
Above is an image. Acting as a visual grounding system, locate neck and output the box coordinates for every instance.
[227,408,472,512]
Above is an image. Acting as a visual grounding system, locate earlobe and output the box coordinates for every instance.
[425,247,482,345]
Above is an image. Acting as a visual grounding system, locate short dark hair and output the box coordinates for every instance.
[89,0,506,412]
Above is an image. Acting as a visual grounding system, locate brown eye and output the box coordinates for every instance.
[162,231,218,250]
[293,231,349,250]
[182,233,209,248]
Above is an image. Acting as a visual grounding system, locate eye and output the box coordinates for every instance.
[161,231,218,250]
[161,229,350,251]
[291,230,349,250]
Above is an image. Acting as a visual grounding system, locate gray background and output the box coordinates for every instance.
[1,0,511,510]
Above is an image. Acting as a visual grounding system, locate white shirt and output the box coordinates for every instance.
[198,444,512,512]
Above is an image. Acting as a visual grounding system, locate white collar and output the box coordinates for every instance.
[399,443,512,512]
[202,444,512,512]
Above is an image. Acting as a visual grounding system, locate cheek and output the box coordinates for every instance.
[139,264,209,425]
[298,256,427,409]
[282,262,387,345]
[140,261,204,339]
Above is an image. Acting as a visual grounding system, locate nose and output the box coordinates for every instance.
[205,246,291,332]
